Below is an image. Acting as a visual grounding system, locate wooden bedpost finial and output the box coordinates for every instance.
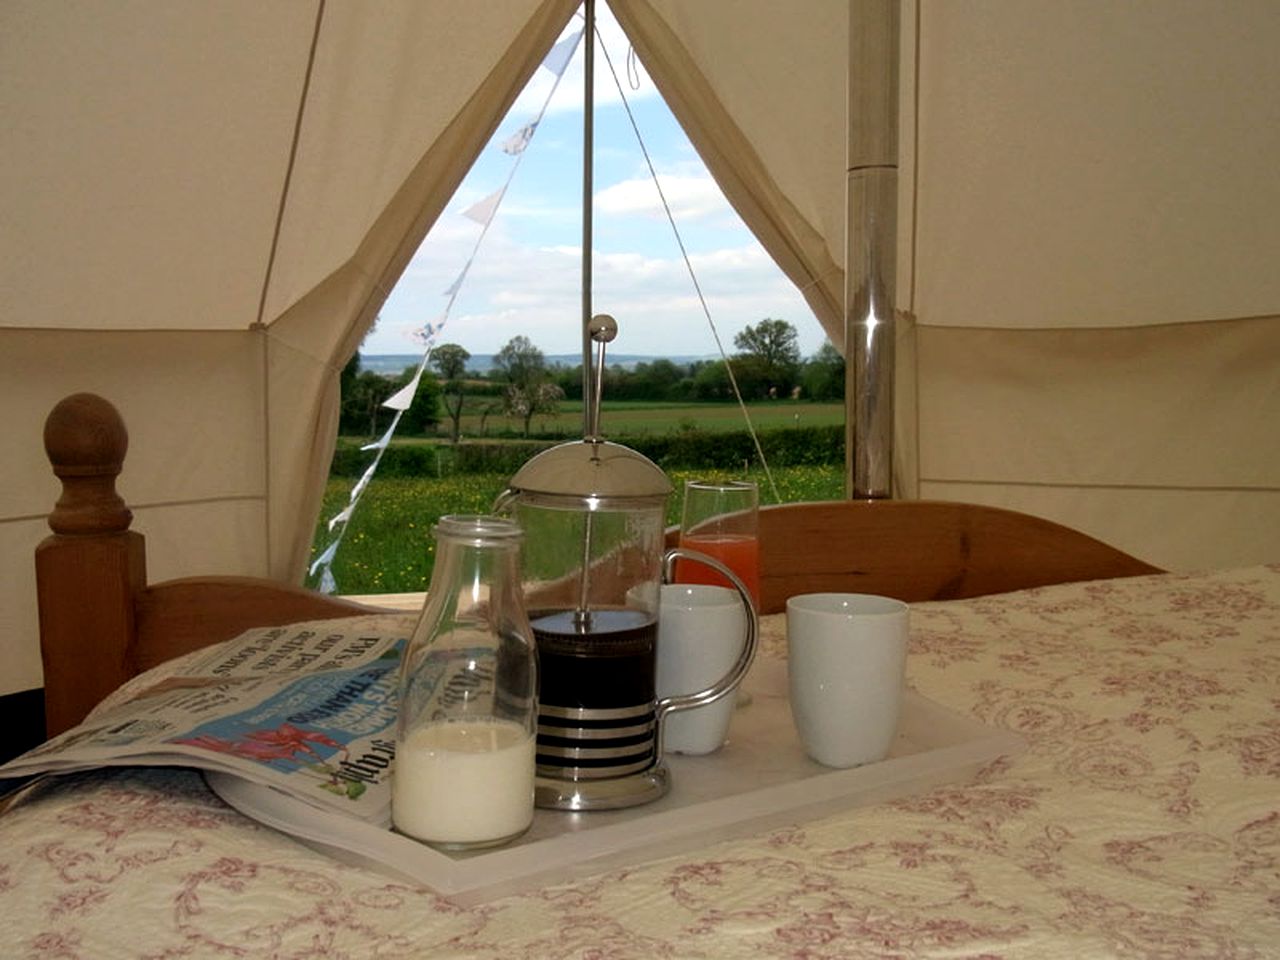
[44,392,132,535]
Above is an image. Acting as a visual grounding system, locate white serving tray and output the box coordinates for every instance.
[209,658,1024,905]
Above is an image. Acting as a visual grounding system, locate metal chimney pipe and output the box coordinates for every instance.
[845,0,899,498]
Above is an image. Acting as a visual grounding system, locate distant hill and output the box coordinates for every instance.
[358,352,717,376]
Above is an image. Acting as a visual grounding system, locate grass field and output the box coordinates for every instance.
[424,399,844,441]
[308,463,845,595]
[314,398,846,594]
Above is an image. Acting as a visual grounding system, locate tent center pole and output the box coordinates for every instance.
[581,0,596,435]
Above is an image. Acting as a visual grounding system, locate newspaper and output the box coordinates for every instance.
[0,624,412,829]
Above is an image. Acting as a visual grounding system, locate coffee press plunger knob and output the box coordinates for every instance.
[588,313,617,343]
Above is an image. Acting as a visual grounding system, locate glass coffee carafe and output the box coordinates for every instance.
[494,318,756,811]
[496,439,755,811]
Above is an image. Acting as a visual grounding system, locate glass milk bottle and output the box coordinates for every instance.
[393,515,538,849]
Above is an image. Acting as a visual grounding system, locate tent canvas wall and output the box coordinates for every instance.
[3,1,1277,719]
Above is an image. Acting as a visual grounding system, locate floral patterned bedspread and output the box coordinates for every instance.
[2,566,1277,958]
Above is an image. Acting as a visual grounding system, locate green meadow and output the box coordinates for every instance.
[402,399,846,442]
[309,399,846,595]
[309,465,845,595]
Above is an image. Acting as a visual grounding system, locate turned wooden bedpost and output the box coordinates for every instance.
[35,393,146,736]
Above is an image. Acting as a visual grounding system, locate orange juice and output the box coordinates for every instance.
[675,534,761,608]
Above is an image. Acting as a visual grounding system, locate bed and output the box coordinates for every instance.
[3,392,1275,956]
[33,392,1160,735]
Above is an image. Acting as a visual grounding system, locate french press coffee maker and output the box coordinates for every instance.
[495,316,757,811]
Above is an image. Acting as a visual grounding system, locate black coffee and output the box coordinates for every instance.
[530,607,656,710]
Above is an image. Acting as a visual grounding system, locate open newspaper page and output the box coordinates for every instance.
[0,624,413,828]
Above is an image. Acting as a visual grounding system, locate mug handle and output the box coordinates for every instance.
[653,547,759,758]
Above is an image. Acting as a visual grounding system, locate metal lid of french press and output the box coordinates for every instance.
[505,315,672,502]
[507,439,671,500]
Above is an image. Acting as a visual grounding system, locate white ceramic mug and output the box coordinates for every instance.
[656,583,749,754]
[785,593,909,767]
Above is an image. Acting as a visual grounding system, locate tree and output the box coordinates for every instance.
[431,343,471,442]
[726,354,773,400]
[800,340,845,401]
[691,359,732,400]
[632,358,684,401]
[493,335,558,436]
[477,398,502,436]
[493,335,544,381]
[395,366,442,436]
[340,370,398,437]
[551,363,584,401]
[337,355,440,437]
[503,381,565,437]
[733,318,801,397]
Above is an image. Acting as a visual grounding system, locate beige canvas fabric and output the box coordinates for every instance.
[2,0,1277,698]
[913,317,1280,571]
[0,0,578,696]
[904,0,1280,570]
[618,0,1279,571]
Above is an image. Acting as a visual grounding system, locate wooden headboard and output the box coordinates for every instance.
[745,498,1161,614]
[33,392,1161,739]
[34,393,384,737]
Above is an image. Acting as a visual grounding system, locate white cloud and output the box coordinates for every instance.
[367,206,832,358]
[358,5,833,362]
[595,173,732,222]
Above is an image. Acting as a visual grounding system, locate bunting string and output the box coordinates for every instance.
[309,21,586,595]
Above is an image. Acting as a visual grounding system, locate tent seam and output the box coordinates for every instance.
[911,313,1280,335]
[0,495,269,527]
[254,0,325,329]
[254,0,324,578]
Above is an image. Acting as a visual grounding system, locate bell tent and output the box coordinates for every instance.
[2,0,1277,718]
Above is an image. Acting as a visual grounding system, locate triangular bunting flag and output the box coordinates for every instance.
[462,188,504,225]
[542,30,581,77]
[383,370,421,411]
[350,469,373,504]
[309,539,338,576]
[501,121,538,155]
[371,412,402,448]
[413,315,447,345]
[327,503,353,532]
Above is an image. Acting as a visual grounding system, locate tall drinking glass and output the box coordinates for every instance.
[675,480,760,609]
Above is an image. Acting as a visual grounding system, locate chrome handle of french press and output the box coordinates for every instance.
[653,548,760,760]
[574,314,618,627]
[584,313,616,442]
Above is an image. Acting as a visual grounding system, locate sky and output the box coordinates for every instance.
[361,5,829,362]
